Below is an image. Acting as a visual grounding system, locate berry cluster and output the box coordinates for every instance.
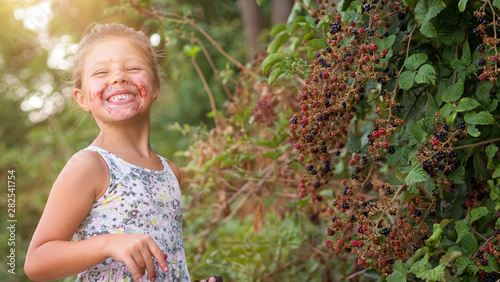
[473,7,500,82]
[417,120,467,178]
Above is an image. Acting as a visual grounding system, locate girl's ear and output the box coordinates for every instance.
[73,88,91,112]
[152,86,160,101]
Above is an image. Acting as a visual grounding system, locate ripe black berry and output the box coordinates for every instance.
[306,135,314,142]
[457,121,466,130]
[318,57,327,67]
[326,46,332,53]
[314,19,320,25]
[397,12,406,20]
[387,70,396,78]
[478,58,486,66]
[381,227,390,236]
[387,145,395,154]
[476,44,485,52]
[480,257,488,266]
[485,273,496,282]
[321,146,328,153]
[328,229,335,236]
[214,276,224,282]
[341,202,350,209]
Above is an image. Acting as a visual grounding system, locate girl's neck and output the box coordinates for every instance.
[91,118,155,157]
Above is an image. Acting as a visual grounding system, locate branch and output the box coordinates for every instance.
[455,137,500,149]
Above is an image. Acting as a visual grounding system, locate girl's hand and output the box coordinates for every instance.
[104,234,168,282]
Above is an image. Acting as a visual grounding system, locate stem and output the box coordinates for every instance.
[191,38,221,130]
[455,137,500,149]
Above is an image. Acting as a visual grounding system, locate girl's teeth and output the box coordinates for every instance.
[109,94,134,102]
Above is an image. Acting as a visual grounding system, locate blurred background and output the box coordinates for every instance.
[0,0,343,281]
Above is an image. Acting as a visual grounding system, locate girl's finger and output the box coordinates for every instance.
[139,247,157,282]
[122,257,144,282]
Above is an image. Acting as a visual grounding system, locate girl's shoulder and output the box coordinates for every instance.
[163,158,182,184]
[59,149,110,200]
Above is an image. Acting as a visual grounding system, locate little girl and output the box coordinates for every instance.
[25,23,191,282]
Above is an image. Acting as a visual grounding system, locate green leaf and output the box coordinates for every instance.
[464,111,494,125]
[440,251,463,265]
[262,53,286,73]
[470,206,489,223]
[268,68,286,84]
[447,165,465,184]
[415,64,436,84]
[183,44,201,57]
[440,103,457,124]
[489,180,499,200]
[307,38,327,51]
[489,99,498,112]
[398,71,416,90]
[467,125,480,137]
[425,223,443,247]
[451,59,467,72]
[405,53,428,71]
[457,98,481,112]
[374,35,396,50]
[458,0,468,12]
[481,254,500,272]
[405,158,428,185]
[416,264,446,281]
[476,82,492,105]
[409,253,430,275]
[438,25,465,46]
[347,134,361,153]
[415,0,446,38]
[455,256,473,276]
[270,23,286,35]
[302,32,316,43]
[493,0,500,9]
[340,0,355,12]
[442,79,464,102]
[455,220,469,244]
[460,232,478,256]
[486,145,499,159]
[474,149,489,181]
[462,38,471,64]
[412,119,427,144]
[407,247,428,267]
[387,260,407,282]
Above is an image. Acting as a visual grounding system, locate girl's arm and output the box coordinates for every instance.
[24,151,168,282]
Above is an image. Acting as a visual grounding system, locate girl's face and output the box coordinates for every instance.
[73,37,158,124]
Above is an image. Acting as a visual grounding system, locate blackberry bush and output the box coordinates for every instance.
[264,0,500,280]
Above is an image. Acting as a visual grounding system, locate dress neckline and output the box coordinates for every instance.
[87,145,169,174]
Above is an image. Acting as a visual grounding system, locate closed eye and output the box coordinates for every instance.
[127,67,141,71]
[93,70,108,76]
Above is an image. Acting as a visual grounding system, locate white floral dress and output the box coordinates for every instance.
[73,146,190,281]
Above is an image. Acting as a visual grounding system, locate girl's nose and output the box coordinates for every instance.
[111,69,128,85]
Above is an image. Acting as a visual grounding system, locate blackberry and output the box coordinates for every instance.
[330,21,341,35]
[310,169,317,175]
[478,58,486,66]
[290,117,298,124]
[318,57,327,67]
[350,214,356,222]
[387,145,395,154]
[324,100,331,107]
[312,181,320,188]
[341,101,347,109]
[442,124,449,131]
[485,273,495,282]
[314,19,320,25]
[457,121,466,130]
[325,91,332,98]
[397,12,406,20]
[395,104,405,112]
[472,27,481,35]
[341,202,350,209]
[365,181,373,188]
[387,258,395,264]
[352,30,359,36]
[363,23,369,29]
[306,135,314,142]
[328,229,335,236]
[314,53,321,59]
[381,227,390,236]
[374,59,380,64]
[435,151,445,160]
[326,46,332,53]
[369,49,374,55]
[477,44,485,52]
[438,164,445,171]
[331,216,336,222]
[374,156,381,162]
[321,146,328,153]
[305,164,313,171]
[413,209,422,217]
[387,71,396,78]
[342,186,349,195]
[449,150,457,158]
[477,15,488,25]
[480,258,488,266]
[367,29,374,36]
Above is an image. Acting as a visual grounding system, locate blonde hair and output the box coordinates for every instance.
[71,23,160,90]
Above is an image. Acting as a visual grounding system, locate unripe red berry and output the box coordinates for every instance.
[371,44,379,51]
[479,73,487,81]
[298,156,304,163]
[383,142,389,149]
[378,128,386,135]
[301,118,309,125]
[374,14,380,20]
[301,104,309,110]
[363,55,370,62]
[349,160,357,166]
[294,143,301,150]
[382,49,388,54]
[431,137,439,146]
[360,46,367,54]
[372,131,379,138]
[346,56,354,63]
[358,28,365,34]
[350,72,356,78]
[290,124,297,129]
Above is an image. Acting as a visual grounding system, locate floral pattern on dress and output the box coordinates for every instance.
[73,146,190,282]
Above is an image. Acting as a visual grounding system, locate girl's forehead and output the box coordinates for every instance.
[84,38,149,67]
